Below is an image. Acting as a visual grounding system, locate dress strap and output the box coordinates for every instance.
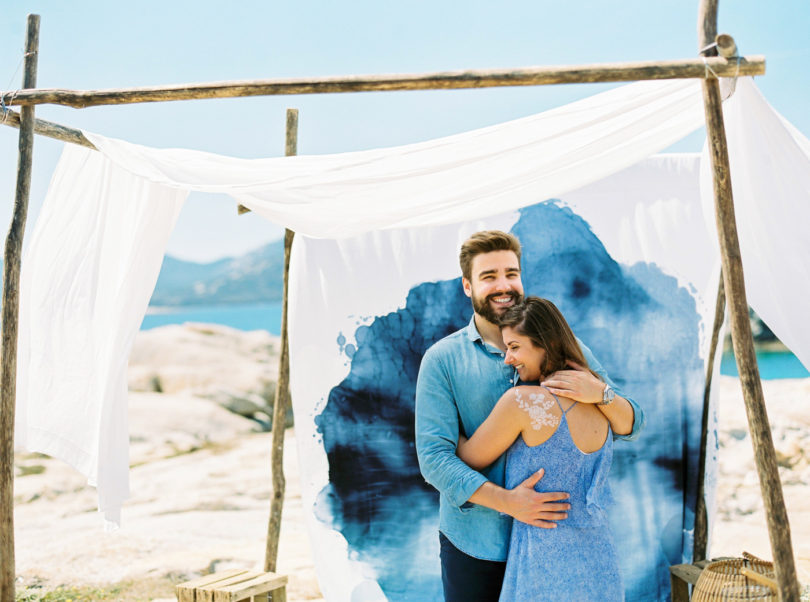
[542,386,577,416]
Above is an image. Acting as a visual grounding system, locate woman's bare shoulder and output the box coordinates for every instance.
[496,385,544,404]
[504,386,561,431]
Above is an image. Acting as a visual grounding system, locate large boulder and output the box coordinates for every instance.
[128,323,289,428]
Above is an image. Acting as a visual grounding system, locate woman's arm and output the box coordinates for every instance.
[456,389,524,471]
[541,360,634,436]
[594,393,634,435]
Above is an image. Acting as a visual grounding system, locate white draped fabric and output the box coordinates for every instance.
[83,78,706,238]
[288,153,715,600]
[15,77,810,529]
[16,148,186,524]
[700,81,810,372]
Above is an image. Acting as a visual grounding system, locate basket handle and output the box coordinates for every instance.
[740,567,778,592]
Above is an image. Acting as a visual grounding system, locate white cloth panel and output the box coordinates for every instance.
[16,144,186,524]
[560,153,720,328]
[700,78,810,370]
[287,155,719,599]
[84,78,706,238]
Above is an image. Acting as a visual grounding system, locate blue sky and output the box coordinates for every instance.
[2,1,808,261]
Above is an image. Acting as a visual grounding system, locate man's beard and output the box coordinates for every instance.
[472,291,523,324]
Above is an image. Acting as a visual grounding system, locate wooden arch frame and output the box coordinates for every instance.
[0,2,801,600]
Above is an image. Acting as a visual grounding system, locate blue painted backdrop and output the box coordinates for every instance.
[314,201,705,601]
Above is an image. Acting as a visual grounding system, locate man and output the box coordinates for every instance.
[415,230,644,601]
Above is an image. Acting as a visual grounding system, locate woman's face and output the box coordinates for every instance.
[502,326,546,382]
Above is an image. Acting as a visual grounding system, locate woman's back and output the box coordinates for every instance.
[505,386,613,526]
[499,387,623,601]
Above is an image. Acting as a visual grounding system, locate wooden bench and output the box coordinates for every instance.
[176,569,288,602]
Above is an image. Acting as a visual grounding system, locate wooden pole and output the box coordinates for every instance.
[693,274,725,561]
[2,56,765,109]
[1,14,39,602]
[697,0,719,54]
[264,109,297,580]
[1,107,95,149]
[699,3,800,597]
[716,34,738,59]
[692,0,719,568]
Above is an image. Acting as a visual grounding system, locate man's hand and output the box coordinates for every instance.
[542,360,605,404]
[502,469,570,528]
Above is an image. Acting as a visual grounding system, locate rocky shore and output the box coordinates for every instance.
[12,324,810,600]
[712,375,810,584]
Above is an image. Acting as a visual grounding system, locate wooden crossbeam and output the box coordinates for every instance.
[0,107,95,149]
[1,55,765,109]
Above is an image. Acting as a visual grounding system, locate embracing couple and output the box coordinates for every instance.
[415,230,645,601]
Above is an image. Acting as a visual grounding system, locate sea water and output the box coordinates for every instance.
[720,349,809,380]
[142,303,809,380]
[142,303,283,335]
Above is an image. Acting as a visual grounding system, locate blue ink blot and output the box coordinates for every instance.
[571,276,591,298]
[315,201,704,601]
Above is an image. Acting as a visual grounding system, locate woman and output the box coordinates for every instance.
[457,297,630,601]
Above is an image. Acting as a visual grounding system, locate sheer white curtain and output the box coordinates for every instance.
[16,146,186,524]
[83,78,705,237]
[701,78,810,371]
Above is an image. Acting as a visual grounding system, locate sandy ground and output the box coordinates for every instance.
[710,376,810,584]
[11,325,810,600]
[14,396,321,601]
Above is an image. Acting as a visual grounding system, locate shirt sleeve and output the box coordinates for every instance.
[578,339,646,441]
[415,345,490,507]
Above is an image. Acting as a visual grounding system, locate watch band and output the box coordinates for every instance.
[598,383,615,406]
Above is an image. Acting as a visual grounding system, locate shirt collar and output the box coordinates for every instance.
[464,314,505,350]
[464,315,483,342]
[466,316,518,383]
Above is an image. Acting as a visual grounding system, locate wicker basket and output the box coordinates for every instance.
[692,552,777,601]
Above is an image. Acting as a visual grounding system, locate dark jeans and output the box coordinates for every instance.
[439,532,506,602]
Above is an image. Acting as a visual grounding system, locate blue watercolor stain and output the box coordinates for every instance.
[314,201,704,601]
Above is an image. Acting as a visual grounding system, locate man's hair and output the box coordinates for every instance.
[459,230,522,280]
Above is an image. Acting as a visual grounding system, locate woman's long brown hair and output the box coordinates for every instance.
[499,296,601,381]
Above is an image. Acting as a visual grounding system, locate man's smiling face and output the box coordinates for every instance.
[462,250,524,325]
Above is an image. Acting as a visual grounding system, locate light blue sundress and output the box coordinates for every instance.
[499,390,624,602]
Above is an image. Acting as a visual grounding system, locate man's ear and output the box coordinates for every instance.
[462,277,472,298]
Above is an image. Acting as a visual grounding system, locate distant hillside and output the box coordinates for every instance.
[150,240,284,306]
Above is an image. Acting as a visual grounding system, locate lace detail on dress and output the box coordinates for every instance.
[514,388,559,430]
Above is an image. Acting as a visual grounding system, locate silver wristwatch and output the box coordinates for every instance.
[598,383,615,406]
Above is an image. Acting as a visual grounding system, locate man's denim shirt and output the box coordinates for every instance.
[414,316,645,562]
